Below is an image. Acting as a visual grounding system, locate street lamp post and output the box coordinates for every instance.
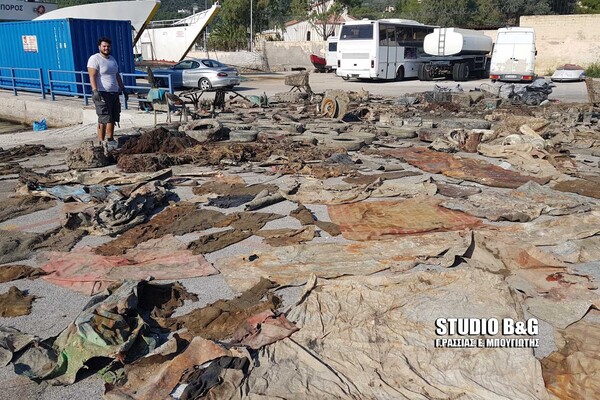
[250,0,253,52]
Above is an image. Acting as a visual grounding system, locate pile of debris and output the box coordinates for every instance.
[1,83,600,399]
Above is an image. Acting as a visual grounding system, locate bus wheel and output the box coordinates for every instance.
[396,66,405,81]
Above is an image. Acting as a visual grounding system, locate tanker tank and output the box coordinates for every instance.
[424,28,493,56]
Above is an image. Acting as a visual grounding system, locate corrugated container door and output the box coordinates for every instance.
[69,19,135,93]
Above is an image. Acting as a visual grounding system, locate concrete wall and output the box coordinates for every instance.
[0,94,82,127]
[187,49,267,70]
[262,41,327,71]
[521,14,600,74]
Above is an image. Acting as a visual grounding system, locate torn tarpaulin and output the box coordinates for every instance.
[243,270,548,399]
[385,147,550,188]
[89,180,170,236]
[328,197,483,240]
[217,230,473,291]
[162,278,281,339]
[41,236,218,295]
[0,196,56,223]
[10,280,198,385]
[0,286,36,317]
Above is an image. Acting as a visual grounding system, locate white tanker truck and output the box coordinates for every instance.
[418,27,493,81]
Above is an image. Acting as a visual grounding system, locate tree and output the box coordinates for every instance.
[293,0,361,40]
[577,0,600,13]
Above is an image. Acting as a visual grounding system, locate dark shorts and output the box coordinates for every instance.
[93,91,121,124]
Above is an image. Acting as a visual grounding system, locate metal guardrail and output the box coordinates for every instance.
[0,67,45,99]
[0,67,174,110]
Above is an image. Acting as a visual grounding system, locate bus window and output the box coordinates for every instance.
[387,27,396,45]
[396,27,412,46]
[379,26,387,46]
[413,27,429,43]
[340,24,374,40]
[404,47,417,59]
[328,42,337,52]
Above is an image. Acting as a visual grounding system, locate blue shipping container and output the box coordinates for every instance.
[0,19,135,94]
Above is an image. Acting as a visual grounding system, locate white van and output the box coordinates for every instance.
[489,27,536,82]
[326,36,338,71]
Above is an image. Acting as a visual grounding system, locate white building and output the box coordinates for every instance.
[282,0,355,41]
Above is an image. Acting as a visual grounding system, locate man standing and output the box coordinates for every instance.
[87,37,128,150]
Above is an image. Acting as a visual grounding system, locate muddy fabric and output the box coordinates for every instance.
[281,177,437,205]
[221,211,284,231]
[290,204,341,236]
[0,286,35,317]
[0,327,36,367]
[541,317,600,399]
[217,231,472,291]
[553,178,600,199]
[207,194,255,208]
[188,229,254,254]
[256,226,317,247]
[244,191,285,211]
[43,184,117,203]
[468,218,600,329]
[177,356,249,400]
[244,271,548,400]
[0,227,85,264]
[42,236,218,295]
[0,144,50,163]
[442,181,595,222]
[65,141,110,169]
[342,171,421,185]
[119,127,200,155]
[434,180,482,198]
[230,309,299,349]
[165,278,280,339]
[89,180,170,236]
[95,203,228,256]
[13,281,145,385]
[104,336,248,400]
[0,196,56,223]
[477,143,562,178]
[0,163,25,176]
[137,281,199,321]
[0,265,46,283]
[192,181,278,197]
[385,147,550,188]
[328,197,483,241]
[117,153,187,173]
[21,168,172,187]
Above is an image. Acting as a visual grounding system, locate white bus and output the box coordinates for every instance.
[336,19,435,81]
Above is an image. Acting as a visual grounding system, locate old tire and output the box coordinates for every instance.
[325,137,364,151]
[198,78,212,90]
[418,64,433,81]
[453,63,470,82]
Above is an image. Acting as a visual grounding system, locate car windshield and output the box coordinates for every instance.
[201,59,226,68]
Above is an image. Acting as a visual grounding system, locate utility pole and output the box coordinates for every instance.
[250,0,253,52]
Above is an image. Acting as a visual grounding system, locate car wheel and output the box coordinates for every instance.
[341,76,350,81]
[199,78,211,91]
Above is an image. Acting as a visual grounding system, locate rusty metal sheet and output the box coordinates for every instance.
[328,197,483,241]
[385,147,550,188]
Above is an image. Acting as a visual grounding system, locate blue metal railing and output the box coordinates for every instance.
[0,67,174,109]
[0,67,45,99]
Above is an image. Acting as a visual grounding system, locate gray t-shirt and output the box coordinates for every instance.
[87,53,120,92]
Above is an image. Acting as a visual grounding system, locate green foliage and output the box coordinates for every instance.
[577,0,600,13]
[585,62,600,78]
[349,5,382,19]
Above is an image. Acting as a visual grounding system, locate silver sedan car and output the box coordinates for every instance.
[152,58,240,90]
